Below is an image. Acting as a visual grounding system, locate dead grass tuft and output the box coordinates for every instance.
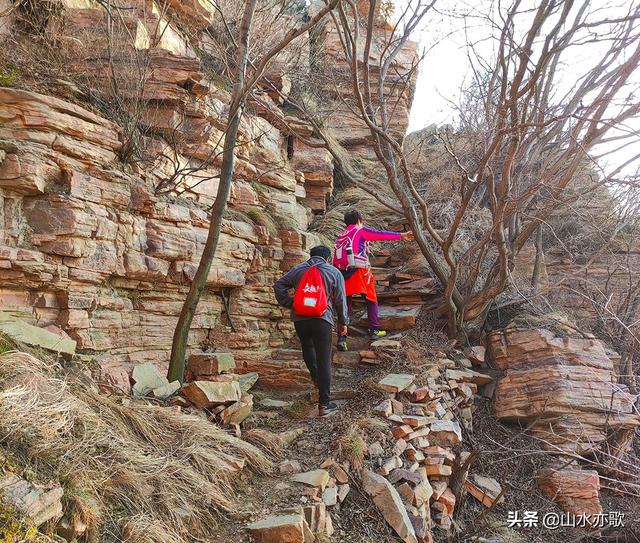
[244,428,285,458]
[338,426,366,470]
[0,351,273,543]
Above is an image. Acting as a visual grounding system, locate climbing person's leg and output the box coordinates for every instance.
[310,319,336,416]
[361,268,386,339]
[367,299,387,339]
[294,320,318,386]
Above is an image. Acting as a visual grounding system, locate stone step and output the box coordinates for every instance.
[332,334,371,350]
[272,348,304,360]
[364,305,422,331]
[332,350,362,367]
[310,389,358,401]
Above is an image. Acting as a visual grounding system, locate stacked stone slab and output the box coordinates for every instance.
[179,352,254,425]
[489,327,640,454]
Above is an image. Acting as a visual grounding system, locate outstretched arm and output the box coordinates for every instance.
[361,227,403,242]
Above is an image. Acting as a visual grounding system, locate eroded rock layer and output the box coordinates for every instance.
[489,328,640,453]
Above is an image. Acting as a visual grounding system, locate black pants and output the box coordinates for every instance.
[294,319,332,405]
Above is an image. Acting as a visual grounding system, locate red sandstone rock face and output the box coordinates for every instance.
[318,14,418,157]
[0,86,292,383]
[0,1,416,391]
[489,328,640,453]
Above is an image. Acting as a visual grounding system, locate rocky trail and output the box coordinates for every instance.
[3,247,639,543]
[192,253,500,543]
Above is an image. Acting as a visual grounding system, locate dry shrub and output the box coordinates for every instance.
[0,351,272,543]
[243,428,284,457]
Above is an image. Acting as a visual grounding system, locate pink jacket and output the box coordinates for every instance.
[333,225,401,270]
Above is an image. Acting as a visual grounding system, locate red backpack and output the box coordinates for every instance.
[292,265,328,317]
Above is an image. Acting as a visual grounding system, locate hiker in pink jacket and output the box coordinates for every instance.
[333,209,413,350]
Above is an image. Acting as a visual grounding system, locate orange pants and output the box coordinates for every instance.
[344,268,377,302]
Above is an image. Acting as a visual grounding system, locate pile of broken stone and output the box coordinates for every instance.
[244,346,503,543]
[246,461,348,542]
[129,352,258,432]
[359,346,501,543]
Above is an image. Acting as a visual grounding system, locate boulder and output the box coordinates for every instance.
[362,470,418,543]
[538,465,602,516]
[0,474,63,526]
[490,328,640,453]
[131,362,169,397]
[181,380,242,408]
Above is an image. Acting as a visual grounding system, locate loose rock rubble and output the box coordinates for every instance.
[360,346,495,541]
[0,474,64,527]
[129,352,257,429]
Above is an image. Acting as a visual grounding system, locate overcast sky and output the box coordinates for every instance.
[404,1,640,176]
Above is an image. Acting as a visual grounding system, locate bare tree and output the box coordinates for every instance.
[332,0,640,337]
[167,0,341,382]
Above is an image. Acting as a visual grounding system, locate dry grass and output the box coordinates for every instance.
[246,207,278,236]
[0,351,273,543]
[338,426,367,470]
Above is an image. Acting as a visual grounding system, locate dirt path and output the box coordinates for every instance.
[214,264,435,542]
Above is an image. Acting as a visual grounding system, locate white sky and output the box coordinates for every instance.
[403,1,640,177]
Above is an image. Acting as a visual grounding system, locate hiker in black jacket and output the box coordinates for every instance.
[273,245,349,417]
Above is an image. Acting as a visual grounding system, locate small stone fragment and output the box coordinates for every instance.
[428,420,463,446]
[279,460,302,475]
[379,373,415,393]
[152,380,181,399]
[322,486,338,506]
[291,469,331,491]
[362,470,418,543]
[131,362,168,397]
[246,514,305,543]
[0,474,63,526]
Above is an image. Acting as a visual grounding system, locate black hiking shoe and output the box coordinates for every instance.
[319,402,339,417]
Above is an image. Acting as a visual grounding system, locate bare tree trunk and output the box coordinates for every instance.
[531,225,544,289]
[167,0,257,383]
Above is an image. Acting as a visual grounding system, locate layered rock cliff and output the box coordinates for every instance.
[0,0,417,391]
